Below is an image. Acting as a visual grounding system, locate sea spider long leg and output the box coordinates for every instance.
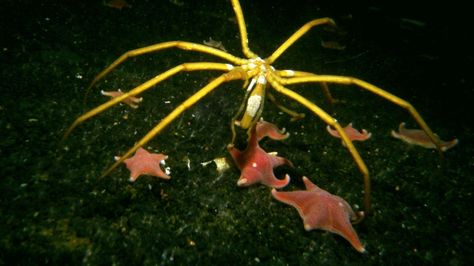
[268,73,370,220]
[64,62,235,139]
[82,42,247,103]
[102,68,248,177]
[282,74,442,153]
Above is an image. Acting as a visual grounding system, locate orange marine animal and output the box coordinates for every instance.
[391,122,458,151]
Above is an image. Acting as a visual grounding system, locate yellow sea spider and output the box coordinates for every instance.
[64,0,443,220]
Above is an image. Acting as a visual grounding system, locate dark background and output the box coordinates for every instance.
[1,0,472,264]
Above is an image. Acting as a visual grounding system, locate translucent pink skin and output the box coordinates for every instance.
[326,122,372,142]
[256,120,289,141]
[272,177,365,253]
[122,147,170,182]
[391,122,458,151]
[228,125,292,188]
[101,89,143,109]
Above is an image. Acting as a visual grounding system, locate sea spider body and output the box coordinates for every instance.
[64,0,443,220]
